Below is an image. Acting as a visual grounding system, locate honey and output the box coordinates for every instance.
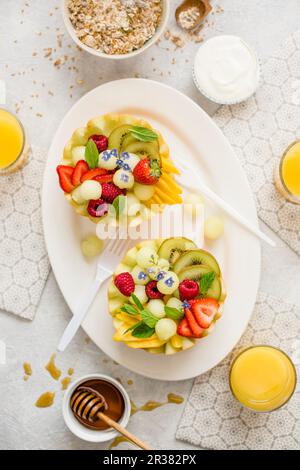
[35,392,55,408]
[45,354,61,380]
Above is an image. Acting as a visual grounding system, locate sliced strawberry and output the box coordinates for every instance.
[184,307,204,338]
[93,174,114,184]
[72,160,89,186]
[57,165,74,193]
[177,318,193,337]
[191,298,219,329]
[81,168,109,182]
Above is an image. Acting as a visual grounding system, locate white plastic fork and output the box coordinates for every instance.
[57,238,130,352]
[173,154,276,247]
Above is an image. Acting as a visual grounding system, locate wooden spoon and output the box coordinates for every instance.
[71,386,153,451]
[175,0,212,31]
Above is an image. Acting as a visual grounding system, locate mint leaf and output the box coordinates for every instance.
[130,294,143,311]
[124,321,143,335]
[141,309,158,328]
[121,304,139,316]
[130,126,158,142]
[85,139,99,169]
[112,195,126,217]
[131,323,155,338]
[164,306,184,320]
[200,271,216,296]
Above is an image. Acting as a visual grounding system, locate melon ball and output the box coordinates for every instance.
[98,149,118,170]
[113,169,134,189]
[133,183,155,201]
[185,192,204,216]
[155,318,177,341]
[129,285,148,306]
[81,235,104,258]
[71,146,86,165]
[136,246,158,269]
[157,258,170,271]
[157,272,179,295]
[204,216,224,240]
[126,193,141,217]
[147,299,166,319]
[131,265,150,286]
[80,180,102,200]
[166,297,183,311]
[120,152,140,171]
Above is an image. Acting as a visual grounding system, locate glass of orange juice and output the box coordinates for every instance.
[229,346,297,412]
[0,108,29,175]
[274,140,300,204]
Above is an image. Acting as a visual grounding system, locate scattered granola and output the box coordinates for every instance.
[177,6,201,30]
[67,0,163,55]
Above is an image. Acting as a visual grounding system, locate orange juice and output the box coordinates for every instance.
[230,346,296,412]
[275,140,300,204]
[0,108,26,173]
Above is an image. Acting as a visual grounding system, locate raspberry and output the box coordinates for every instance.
[179,279,199,300]
[114,272,135,297]
[87,198,109,218]
[89,134,108,153]
[145,280,164,299]
[101,182,125,203]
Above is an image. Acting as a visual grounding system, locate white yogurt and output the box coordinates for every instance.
[193,35,260,104]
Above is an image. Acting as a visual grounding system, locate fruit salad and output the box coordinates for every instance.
[108,237,226,355]
[56,114,182,225]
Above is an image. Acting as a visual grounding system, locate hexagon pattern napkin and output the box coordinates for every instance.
[176,292,300,450]
[0,146,50,319]
[213,31,300,256]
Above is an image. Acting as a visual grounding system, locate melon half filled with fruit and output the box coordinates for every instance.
[108,238,226,355]
[56,114,182,225]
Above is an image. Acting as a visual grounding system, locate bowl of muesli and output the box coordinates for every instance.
[62,0,169,59]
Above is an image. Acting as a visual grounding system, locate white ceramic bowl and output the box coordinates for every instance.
[62,0,170,60]
[62,373,131,443]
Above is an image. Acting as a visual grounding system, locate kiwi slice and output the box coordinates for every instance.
[158,237,197,266]
[123,141,161,165]
[108,125,132,151]
[177,265,222,301]
[120,133,137,150]
[173,250,220,276]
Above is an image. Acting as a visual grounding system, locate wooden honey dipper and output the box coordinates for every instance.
[70,386,153,450]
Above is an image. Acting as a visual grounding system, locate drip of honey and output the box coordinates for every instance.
[109,436,131,449]
[127,379,133,385]
[130,393,184,415]
[23,362,32,376]
[68,368,74,376]
[35,392,55,408]
[61,376,71,390]
[45,354,61,380]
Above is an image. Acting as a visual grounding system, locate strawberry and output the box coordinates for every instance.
[101,182,125,203]
[57,165,74,193]
[177,318,193,337]
[93,174,114,184]
[191,298,219,329]
[179,279,199,300]
[89,134,108,153]
[71,160,89,186]
[81,168,109,182]
[145,280,164,299]
[114,272,135,297]
[184,307,204,338]
[133,158,161,185]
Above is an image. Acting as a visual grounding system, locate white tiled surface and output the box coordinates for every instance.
[1,0,300,450]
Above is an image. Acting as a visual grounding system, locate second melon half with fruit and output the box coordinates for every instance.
[107,238,226,355]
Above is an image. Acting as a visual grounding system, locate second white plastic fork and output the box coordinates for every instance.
[57,238,130,352]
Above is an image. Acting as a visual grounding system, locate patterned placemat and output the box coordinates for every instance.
[213,31,300,256]
[0,146,50,320]
[176,292,300,450]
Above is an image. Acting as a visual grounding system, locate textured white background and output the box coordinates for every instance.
[1,0,300,450]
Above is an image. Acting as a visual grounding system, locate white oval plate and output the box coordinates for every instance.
[43,79,261,381]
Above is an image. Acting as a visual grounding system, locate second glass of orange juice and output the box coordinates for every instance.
[0,108,29,174]
[274,140,300,204]
[229,346,296,412]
